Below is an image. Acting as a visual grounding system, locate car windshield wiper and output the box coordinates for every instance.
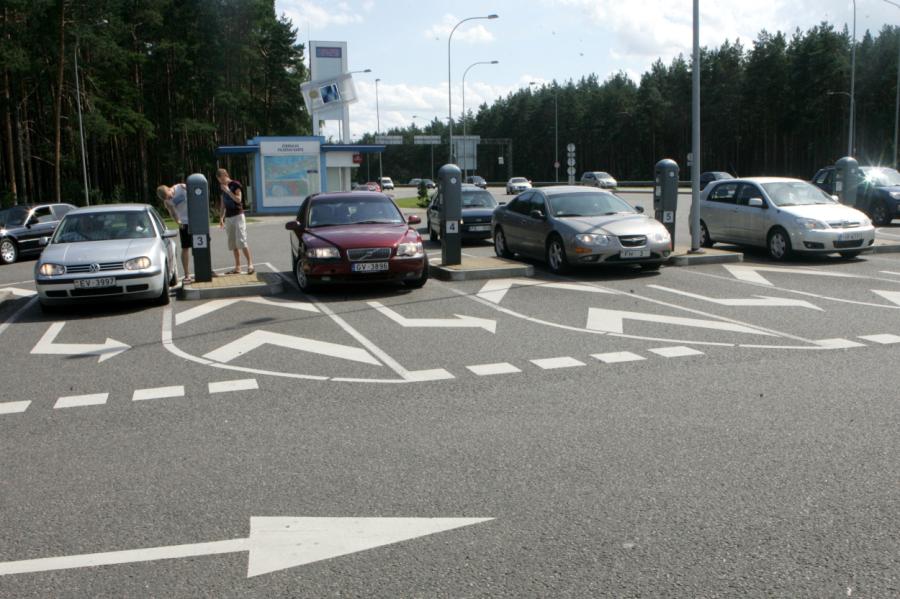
[353,219,399,224]
[603,211,634,215]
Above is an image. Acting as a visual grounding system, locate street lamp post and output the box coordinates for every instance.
[462,60,498,179]
[74,40,89,205]
[690,0,702,252]
[849,0,857,156]
[375,78,382,180]
[448,14,498,163]
[885,0,900,168]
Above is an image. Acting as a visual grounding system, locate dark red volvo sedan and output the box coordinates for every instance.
[286,191,428,291]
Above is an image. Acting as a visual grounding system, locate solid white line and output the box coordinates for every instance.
[591,351,646,364]
[54,393,108,409]
[648,346,704,358]
[0,400,31,415]
[858,334,900,344]
[879,271,900,277]
[530,357,586,370]
[466,362,521,376]
[813,338,867,349]
[132,386,185,401]
[209,379,259,394]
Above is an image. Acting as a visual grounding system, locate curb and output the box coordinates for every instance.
[868,243,900,254]
[177,272,284,300]
[669,250,744,266]
[429,262,534,281]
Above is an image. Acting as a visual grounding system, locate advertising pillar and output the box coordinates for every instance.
[186,173,212,282]
[438,164,462,265]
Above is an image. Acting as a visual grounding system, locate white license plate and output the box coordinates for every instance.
[73,277,115,289]
[837,232,862,241]
[468,225,491,232]
[620,249,651,259]
[351,262,389,272]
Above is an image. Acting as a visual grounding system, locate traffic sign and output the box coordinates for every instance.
[554,161,560,169]
[375,135,403,145]
[567,157,575,166]
[413,135,441,145]
[566,143,575,152]
[567,166,576,175]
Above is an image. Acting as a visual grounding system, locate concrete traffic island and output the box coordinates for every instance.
[177,271,283,300]
[429,256,534,281]
[669,245,744,266]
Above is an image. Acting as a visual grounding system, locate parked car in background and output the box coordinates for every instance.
[285,191,428,291]
[364,181,383,192]
[408,178,436,189]
[812,165,900,226]
[465,175,488,189]
[492,186,671,274]
[34,204,178,309]
[699,177,875,260]
[0,202,76,264]
[427,184,498,242]
[506,177,532,195]
[379,177,395,191]
[580,171,618,189]
[700,171,734,190]
[421,178,436,189]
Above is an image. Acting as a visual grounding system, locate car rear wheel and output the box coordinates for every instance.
[870,201,891,226]
[700,221,714,248]
[154,266,171,305]
[494,227,512,258]
[0,238,17,264]
[767,227,792,261]
[546,236,570,274]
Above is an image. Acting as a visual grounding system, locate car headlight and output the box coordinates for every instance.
[860,216,872,227]
[124,256,152,270]
[651,229,670,243]
[575,233,611,246]
[795,217,828,230]
[39,263,66,276]
[306,246,340,259]
[890,191,900,199]
[396,242,424,257]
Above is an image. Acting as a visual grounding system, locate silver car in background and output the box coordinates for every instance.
[699,177,876,260]
[581,171,618,189]
[506,177,532,195]
[492,186,672,273]
[35,204,178,309]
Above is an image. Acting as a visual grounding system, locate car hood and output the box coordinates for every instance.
[41,238,160,264]
[309,224,411,248]
[780,204,869,222]
[557,214,665,236]
[462,208,496,219]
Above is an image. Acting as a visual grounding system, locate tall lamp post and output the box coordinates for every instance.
[448,14,498,163]
[690,0,702,252]
[462,60,498,179]
[885,0,900,168]
[74,40,89,205]
[375,78,382,180]
[849,0,857,156]
[530,80,560,182]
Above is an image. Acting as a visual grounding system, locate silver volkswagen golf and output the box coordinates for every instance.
[492,186,672,273]
[699,177,876,260]
[35,204,178,309]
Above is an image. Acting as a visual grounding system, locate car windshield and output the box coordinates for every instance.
[547,192,636,217]
[597,172,610,178]
[308,196,403,226]
[462,191,497,208]
[861,167,900,186]
[52,211,156,243]
[510,178,527,183]
[762,181,836,206]
[0,206,29,228]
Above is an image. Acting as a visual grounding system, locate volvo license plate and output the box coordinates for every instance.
[74,277,115,289]
[351,262,389,272]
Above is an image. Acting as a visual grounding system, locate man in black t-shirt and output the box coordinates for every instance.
[217,168,254,274]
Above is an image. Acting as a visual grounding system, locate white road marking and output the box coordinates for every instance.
[31,322,130,363]
[466,362,521,376]
[0,279,35,287]
[54,393,108,409]
[592,351,646,364]
[2,287,36,298]
[879,271,900,277]
[175,297,318,326]
[858,334,900,344]
[723,264,862,286]
[649,346,704,358]
[586,308,776,336]
[476,278,612,304]
[530,356,586,369]
[0,296,37,339]
[872,290,900,306]
[368,301,496,332]
[0,401,31,415]
[209,379,259,394]
[132,386,185,401]
[814,338,867,349]
[647,285,822,310]
[203,331,381,365]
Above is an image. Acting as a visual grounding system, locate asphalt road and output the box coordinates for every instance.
[2,213,900,597]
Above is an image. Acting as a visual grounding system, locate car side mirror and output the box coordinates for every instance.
[529,209,545,220]
[39,236,50,247]
[831,195,839,201]
[635,205,644,213]
[748,198,765,208]
[498,201,507,206]
[163,228,178,239]
[285,220,302,231]
[407,215,421,225]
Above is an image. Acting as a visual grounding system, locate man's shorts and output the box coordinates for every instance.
[178,225,191,249]
[225,214,248,251]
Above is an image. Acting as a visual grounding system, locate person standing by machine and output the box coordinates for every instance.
[216,168,254,275]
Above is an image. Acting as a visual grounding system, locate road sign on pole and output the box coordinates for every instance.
[374,135,403,145]
[566,143,576,185]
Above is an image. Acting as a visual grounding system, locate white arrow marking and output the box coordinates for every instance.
[203,330,380,365]
[176,297,318,326]
[0,516,493,578]
[586,308,776,336]
[872,289,900,306]
[368,301,496,333]
[476,278,612,304]
[647,285,823,310]
[3,287,36,298]
[31,322,130,363]
[723,264,861,287]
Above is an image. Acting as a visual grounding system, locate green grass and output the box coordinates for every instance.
[393,196,429,209]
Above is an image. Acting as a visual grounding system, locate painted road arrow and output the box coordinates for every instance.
[647,285,823,310]
[723,264,861,287]
[367,301,496,333]
[0,516,492,578]
[30,322,130,363]
[203,330,380,365]
[586,308,777,336]
[872,290,900,306]
[176,297,318,326]
[476,278,613,304]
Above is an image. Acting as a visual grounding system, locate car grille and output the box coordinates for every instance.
[69,286,123,297]
[827,220,862,228]
[833,239,864,248]
[464,216,491,224]
[347,247,391,261]
[65,262,124,273]
[618,235,648,247]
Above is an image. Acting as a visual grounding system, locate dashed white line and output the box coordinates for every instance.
[0,400,31,415]
[530,357,586,370]
[648,346,704,358]
[592,351,646,364]
[132,386,185,401]
[858,334,900,344]
[466,362,522,376]
[54,393,109,409]
[209,379,259,394]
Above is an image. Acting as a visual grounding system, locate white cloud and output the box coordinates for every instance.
[278,0,363,30]
[424,14,497,43]
[362,0,375,12]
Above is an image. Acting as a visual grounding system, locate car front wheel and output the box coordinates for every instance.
[0,238,17,264]
[767,228,792,261]
[494,227,512,258]
[546,236,570,274]
[294,255,316,292]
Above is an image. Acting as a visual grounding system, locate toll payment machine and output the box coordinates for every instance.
[835,156,859,207]
[186,173,212,282]
[654,159,679,245]
[437,164,462,266]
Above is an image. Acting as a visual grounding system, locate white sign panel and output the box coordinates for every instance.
[260,139,321,207]
[374,135,403,145]
[260,141,320,156]
[300,73,358,114]
[193,234,208,249]
[446,220,459,234]
[414,135,441,145]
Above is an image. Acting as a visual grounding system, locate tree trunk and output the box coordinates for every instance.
[53,0,66,203]
[14,76,27,202]
[3,68,16,204]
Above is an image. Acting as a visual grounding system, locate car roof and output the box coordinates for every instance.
[312,191,391,201]
[714,177,804,185]
[1,202,75,211]
[69,203,150,214]
[538,186,616,196]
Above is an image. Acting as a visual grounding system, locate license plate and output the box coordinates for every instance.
[620,249,651,259]
[468,225,491,232]
[837,232,862,241]
[73,277,115,289]
[351,262,389,272]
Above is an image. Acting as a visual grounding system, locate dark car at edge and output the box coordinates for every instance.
[0,203,76,264]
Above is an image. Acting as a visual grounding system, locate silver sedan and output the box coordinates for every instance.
[492,186,672,273]
[35,204,178,309]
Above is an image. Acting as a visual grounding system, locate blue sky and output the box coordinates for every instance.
[276,0,898,139]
